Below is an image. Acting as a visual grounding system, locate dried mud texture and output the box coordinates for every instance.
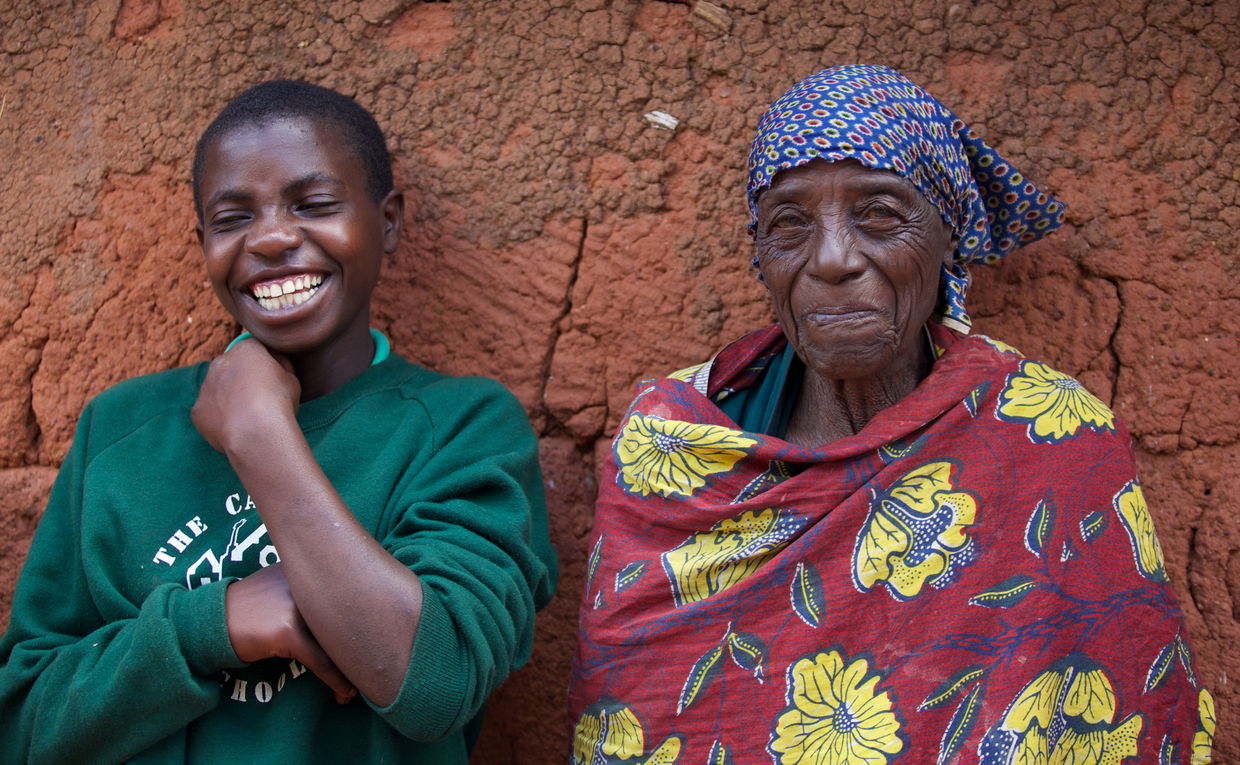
[1,0,1236,760]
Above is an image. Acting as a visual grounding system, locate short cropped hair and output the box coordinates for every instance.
[192,80,393,217]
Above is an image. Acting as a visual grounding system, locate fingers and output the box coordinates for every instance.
[224,566,358,703]
[193,340,302,452]
[226,338,293,382]
[224,570,282,663]
[286,629,358,704]
[272,573,358,703]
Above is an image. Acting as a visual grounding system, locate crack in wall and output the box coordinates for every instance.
[537,215,587,436]
[1099,274,1124,404]
[1178,388,1194,438]
[23,336,48,467]
[1187,524,1206,618]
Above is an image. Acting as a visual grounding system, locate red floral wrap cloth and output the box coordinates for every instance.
[568,324,1212,764]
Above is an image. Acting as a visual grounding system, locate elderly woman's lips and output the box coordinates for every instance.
[805,307,880,323]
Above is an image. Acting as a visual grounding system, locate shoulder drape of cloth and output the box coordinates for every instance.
[568,324,1212,765]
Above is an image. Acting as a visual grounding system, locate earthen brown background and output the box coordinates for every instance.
[1,0,1236,761]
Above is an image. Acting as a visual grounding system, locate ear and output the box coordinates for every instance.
[944,234,959,268]
[195,221,204,247]
[380,190,404,254]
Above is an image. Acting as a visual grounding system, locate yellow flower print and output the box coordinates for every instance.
[1062,665,1121,725]
[976,335,1025,357]
[995,360,1116,444]
[572,702,643,763]
[572,700,683,765]
[768,648,905,764]
[978,656,1143,765]
[1001,666,1067,731]
[1192,688,1215,764]
[615,414,757,499]
[662,508,806,606]
[667,362,706,382]
[853,460,980,601]
[1113,480,1168,582]
[1053,720,1143,765]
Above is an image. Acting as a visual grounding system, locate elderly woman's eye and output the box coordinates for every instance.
[860,204,898,221]
[766,212,809,232]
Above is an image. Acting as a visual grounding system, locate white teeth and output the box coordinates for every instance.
[252,278,321,311]
[250,274,324,308]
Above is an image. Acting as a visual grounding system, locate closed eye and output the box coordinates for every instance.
[209,211,251,232]
[297,197,341,216]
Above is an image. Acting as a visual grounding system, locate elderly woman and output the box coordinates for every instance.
[568,66,1212,764]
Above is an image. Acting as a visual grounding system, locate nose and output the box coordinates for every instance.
[247,208,302,258]
[805,221,865,284]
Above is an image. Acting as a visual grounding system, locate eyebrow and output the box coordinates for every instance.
[760,170,919,209]
[204,173,344,210]
[284,172,343,194]
[846,172,915,194]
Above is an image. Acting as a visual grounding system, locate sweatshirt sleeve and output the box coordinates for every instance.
[370,377,557,740]
[0,400,242,765]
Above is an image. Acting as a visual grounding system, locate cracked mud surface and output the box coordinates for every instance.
[1,1,1236,760]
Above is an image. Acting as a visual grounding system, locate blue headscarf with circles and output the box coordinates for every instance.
[747,64,1065,333]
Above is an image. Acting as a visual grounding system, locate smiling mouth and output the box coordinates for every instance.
[249,273,325,310]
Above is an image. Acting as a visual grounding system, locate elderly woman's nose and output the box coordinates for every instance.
[806,226,864,283]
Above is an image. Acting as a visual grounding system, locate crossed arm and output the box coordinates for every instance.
[192,339,419,707]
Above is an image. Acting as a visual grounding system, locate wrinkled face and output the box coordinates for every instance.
[755,159,954,381]
[196,117,401,358]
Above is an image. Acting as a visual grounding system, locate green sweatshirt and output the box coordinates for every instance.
[0,353,557,764]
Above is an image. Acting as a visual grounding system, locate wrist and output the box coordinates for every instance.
[220,407,300,464]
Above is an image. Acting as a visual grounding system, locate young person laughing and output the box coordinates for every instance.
[0,80,557,764]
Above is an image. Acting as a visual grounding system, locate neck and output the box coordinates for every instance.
[784,332,932,447]
[288,324,375,402]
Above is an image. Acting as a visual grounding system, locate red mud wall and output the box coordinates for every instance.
[2,0,1237,760]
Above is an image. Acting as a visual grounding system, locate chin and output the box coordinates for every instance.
[240,325,321,356]
[795,327,906,380]
[801,346,896,381]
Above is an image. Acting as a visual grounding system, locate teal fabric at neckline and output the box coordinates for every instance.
[224,328,390,366]
[716,341,802,438]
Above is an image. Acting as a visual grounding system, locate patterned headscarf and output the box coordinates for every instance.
[747,64,1065,333]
